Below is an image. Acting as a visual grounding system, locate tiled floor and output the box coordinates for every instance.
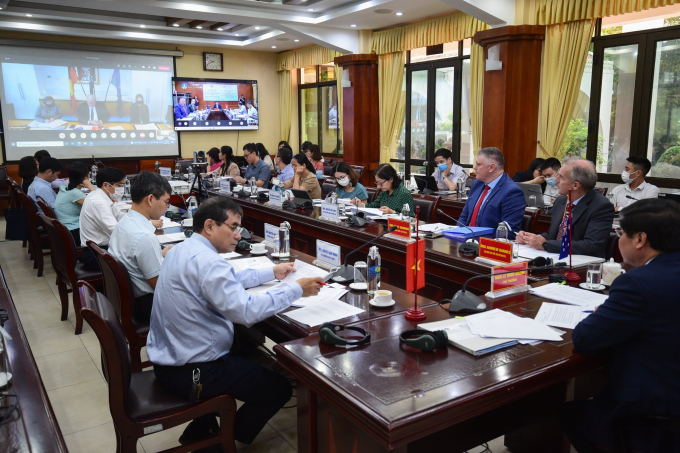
[0,218,511,453]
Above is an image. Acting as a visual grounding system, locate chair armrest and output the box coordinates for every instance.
[76,247,87,258]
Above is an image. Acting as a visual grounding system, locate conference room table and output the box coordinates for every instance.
[0,265,68,452]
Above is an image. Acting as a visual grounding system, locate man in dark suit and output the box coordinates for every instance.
[560,198,680,452]
[187,98,198,114]
[212,102,222,110]
[458,147,526,238]
[77,94,111,125]
[517,157,614,258]
[129,93,150,124]
[174,98,189,120]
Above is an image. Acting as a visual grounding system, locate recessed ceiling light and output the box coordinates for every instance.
[217,28,223,31]
[196,25,202,29]
[255,26,261,30]
[351,24,356,27]
[271,46,276,48]
[396,12,403,16]
[374,9,392,14]
[308,8,314,11]
[235,33,240,36]
[140,24,146,28]
[25,13,33,17]
[172,23,179,27]
[294,39,299,42]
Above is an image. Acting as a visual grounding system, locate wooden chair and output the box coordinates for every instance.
[0,166,10,206]
[321,181,337,197]
[605,232,620,262]
[38,214,102,334]
[18,192,50,277]
[521,210,540,233]
[350,165,365,179]
[411,194,441,223]
[36,196,57,219]
[78,281,237,453]
[7,180,28,249]
[365,187,380,203]
[88,241,150,373]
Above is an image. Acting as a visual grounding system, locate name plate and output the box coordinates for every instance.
[316,240,341,267]
[387,218,411,239]
[159,167,172,177]
[321,203,339,220]
[490,262,528,293]
[264,223,278,246]
[269,189,282,205]
[479,237,513,264]
[219,178,231,193]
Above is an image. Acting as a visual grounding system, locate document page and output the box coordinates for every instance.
[160,217,181,229]
[228,256,276,272]
[157,233,186,244]
[530,283,607,309]
[465,309,563,341]
[535,302,583,329]
[283,299,363,326]
[292,284,349,307]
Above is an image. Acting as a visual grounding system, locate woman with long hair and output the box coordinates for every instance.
[331,162,368,203]
[305,144,324,174]
[256,143,274,171]
[54,162,95,246]
[215,145,240,177]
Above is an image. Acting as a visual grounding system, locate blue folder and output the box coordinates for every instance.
[442,227,494,241]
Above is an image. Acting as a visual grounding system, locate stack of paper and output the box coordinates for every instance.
[516,244,604,268]
[418,318,517,356]
[157,233,186,244]
[529,283,607,309]
[465,309,564,341]
[228,256,276,272]
[283,299,363,326]
[219,252,242,260]
[535,302,584,329]
[292,283,349,307]
[419,223,456,233]
[26,119,67,129]
[247,260,327,294]
[160,217,181,229]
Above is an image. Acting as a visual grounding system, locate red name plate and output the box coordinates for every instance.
[387,218,411,239]
[491,262,528,292]
[479,237,513,264]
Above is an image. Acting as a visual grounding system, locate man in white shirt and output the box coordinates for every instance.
[611,156,659,212]
[432,148,467,191]
[109,172,173,323]
[34,150,69,189]
[246,100,257,119]
[538,158,561,206]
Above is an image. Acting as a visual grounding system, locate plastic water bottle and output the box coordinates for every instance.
[401,203,411,221]
[155,161,160,174]
[250,177,257,196]
[187,196,198,218]
[91,165,98,185]
[367,246,381,295]
[124,178,131,200]
[496,222,508,242]
[175,160,181,178]
[278,222,290,258]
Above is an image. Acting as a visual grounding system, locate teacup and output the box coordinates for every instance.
[250,243,266,253]
[373,290,392,305]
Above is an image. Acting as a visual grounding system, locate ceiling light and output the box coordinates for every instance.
[294,39,299,42]
[140,24,146,28]
[235,33,240,36]
[196,25,202,29]
[308,8,314,11]
[396,12,403,16]
[0,7,3,10]
[351,24,356,27]
[25,13,33,17]
[172,23,179,27]
[272,46,276,48]
[217,28,223,31]
[255,26,261,30]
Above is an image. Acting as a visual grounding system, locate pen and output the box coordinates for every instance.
[319,281,327,286]
[582,310,594,313]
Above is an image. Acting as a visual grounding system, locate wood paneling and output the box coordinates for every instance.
[474,25,545,179]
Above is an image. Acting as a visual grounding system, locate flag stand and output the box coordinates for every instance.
[405,206,426,321]
[564,189,580,282]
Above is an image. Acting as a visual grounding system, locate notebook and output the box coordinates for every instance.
[418,318,517,356]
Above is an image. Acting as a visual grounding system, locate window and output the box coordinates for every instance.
[390,40,472,178]
[298,65,342,154]
[565,12,680,186]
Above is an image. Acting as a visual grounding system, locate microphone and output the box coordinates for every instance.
[528,188,558,199]
[436,209,478,256]
[442,265,560,313]
[92,155,106,168]
[329,226,398,283]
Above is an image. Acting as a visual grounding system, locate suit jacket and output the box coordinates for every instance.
[213,102,222,110]
[573,252,680,449]
[187,104,197,114]
[77,102,111,124]
[174,104,189,119]
[129,103,149,124]
[458,173,526,238]
[541,190,614,258]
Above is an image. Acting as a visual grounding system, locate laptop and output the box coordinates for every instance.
[290,189,314,208]
[413,175,454,194]
[516,183,547,208]
[659,192,680,205]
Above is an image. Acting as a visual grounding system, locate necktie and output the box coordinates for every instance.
[556,202,571,241]
[469,185,490,227]
[90,107,94,121]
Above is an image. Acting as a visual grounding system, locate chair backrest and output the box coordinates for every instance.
[411,194,441,223]
[595,187,608,197]
[323,165,334,176]
[9,181,22,208]
[0,166,8,191]
[321,182,337,196]
[521,210,540,233]
[79,281,132,403]
[87,241,135,324]
[465,177,475,189]
[18,192,41,240]
[350,165,365,178]
[606,232,620,262]
[38,214,78,277]
[36,196,56,219]
[365,187,380,203]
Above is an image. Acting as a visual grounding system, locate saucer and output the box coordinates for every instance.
[369,298,395,308]
[0,372,12,388]
[271,252,290,258]
[349,282,368,291]
[250,249,268,255]
[338,216,348,220]
[579,283,605,291]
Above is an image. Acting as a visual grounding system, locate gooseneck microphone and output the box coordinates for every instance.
[436,209,478,256]
[329,226,398,283]
[528,188,558,199]
[442,265,559,313]
[92,154,107,168]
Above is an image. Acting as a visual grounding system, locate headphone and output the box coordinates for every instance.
[528,256,553,267]
[399,329,448,352]
[319,323,371,347]
[350,211,369,227]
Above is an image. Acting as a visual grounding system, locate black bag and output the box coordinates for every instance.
[4,207,29,241]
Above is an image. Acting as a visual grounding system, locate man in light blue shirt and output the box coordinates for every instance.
[234,142,271,187]
[148,197,322,446]
[109,172,173,323]
[28,157,62,213]
[274,146,294,189]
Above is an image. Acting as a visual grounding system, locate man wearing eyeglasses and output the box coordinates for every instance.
[148,197,323,447]
[109,172,174,323]
[233,142,271,187]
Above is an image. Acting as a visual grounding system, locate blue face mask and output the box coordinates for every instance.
[545,177,557,186]
[437,163,448,172]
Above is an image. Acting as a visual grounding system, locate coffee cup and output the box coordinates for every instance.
[249,243,266,253]
[373,290,392,305]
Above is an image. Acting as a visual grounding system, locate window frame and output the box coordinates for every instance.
[297,65,341,155]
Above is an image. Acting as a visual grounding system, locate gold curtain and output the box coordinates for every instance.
[279,69,293,142]
[539,19,596,158]
[277,45,343,71]
[378,51,406,163]
[470,43,485,153]
[335,63,343,152]
[371,12,489,55]
[535,0,680,25]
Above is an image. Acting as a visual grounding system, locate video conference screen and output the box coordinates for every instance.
[0,45,179,161]
[172,78,258,131]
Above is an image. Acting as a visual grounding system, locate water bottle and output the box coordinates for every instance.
[175,160,181,178]
[278,221,290,258]
[91,165,98,185]
[367,246,381,295]
[155,161,160,174]
[187,196,198,218]
[250,177,257,196]
[401,203,411,221]
[124,178,131,200]
[457,178,465,195]
[496,222,508,242]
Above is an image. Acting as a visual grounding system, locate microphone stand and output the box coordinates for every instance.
[329,225,398,283]
[528,188,559,199]
[436,209,479,255]
[405,206,426,321]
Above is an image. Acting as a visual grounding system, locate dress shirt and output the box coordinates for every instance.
[146,233,302,366]
[237,105,247,115]
[79,188,125,246]
[51,178,69,189]
[543,184,559,205]
[277,165,294,183]
[54,186,86,230]
[109,210,163,298]
[27,176,56,212]
[611,181,659,209]
[432,164,467,188]
[479,173,503,208]
[244,159,271,183]
[89,106,99,122]
[248,107,258,118]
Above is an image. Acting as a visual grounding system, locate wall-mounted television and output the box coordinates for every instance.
[172,77,258,131]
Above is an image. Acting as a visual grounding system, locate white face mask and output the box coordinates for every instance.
[337,176,350,187]
[621,170,638,185]
[112,186,125,201]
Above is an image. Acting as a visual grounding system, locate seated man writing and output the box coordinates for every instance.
[147,197,323,446]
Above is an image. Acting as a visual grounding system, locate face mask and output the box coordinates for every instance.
[137,100,143,104]
[45,103,53,107]
[112,186,125,201]
[545,177,557,186]
[437,163,448,172]
[621,170,638,185]
[337,176,350,187]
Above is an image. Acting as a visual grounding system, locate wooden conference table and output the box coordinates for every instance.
[0,265,67,452]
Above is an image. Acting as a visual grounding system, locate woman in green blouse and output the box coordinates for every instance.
[352,164,414,215]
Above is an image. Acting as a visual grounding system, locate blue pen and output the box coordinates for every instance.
[582,310,594,314]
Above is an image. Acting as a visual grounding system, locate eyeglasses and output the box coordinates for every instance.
[375,179,386,187]
[160,199,171,208]
[227,224,245,234]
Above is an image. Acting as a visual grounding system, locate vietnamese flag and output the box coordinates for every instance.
[406,239,425,293]
[68,67,79,114]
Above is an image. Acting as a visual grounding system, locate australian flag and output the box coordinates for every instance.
[559,210,571,260]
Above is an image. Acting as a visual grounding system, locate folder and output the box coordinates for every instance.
[442,227,494,240]
[418,318,517,356]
